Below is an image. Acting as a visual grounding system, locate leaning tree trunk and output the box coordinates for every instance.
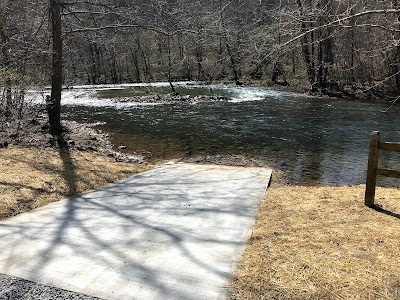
[48,0,62,135]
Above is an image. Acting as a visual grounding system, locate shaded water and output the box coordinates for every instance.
[62,83,400,186]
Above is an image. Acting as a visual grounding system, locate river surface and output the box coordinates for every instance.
[58,82,400,186]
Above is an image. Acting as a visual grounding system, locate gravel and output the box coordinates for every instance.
[0,273,102,300]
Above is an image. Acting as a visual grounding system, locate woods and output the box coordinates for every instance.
[1,0,400,132]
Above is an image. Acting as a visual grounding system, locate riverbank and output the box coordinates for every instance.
[229,184,400,299]
[221,78,399,102]
[0,116,155,219]
[0,117,144,163]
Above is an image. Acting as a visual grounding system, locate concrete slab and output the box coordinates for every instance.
[0,163,271,300]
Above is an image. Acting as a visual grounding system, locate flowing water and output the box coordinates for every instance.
[60,82,400,186]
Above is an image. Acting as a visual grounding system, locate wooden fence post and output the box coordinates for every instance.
[365,131,380,207]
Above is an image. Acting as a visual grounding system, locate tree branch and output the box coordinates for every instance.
[253,9,400,71]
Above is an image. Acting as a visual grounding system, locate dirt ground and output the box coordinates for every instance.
[229,184,400,300]
[0,146,151,220]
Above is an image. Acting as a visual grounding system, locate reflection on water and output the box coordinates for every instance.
[63,84,400,186]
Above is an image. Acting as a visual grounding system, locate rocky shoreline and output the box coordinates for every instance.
[114,94,230,104]
[0,114,289,183]
[0,117,144,164]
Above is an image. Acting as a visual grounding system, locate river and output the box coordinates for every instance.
[58,82,400,186]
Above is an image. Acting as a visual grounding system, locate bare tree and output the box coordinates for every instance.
[48,0,63,134]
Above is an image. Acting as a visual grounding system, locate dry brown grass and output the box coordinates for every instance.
[0,146,151,220]
[230,184,400,300]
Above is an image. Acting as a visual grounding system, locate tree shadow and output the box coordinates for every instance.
[55,135,77,195]
[372,205,400,220]
[0,136,79,220]
[4,134,82,286]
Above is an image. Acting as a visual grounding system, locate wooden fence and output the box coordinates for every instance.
[365,131,400,207]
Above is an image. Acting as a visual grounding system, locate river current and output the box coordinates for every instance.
[57,82,400,186]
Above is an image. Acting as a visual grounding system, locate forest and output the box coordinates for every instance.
[1,0,400,132]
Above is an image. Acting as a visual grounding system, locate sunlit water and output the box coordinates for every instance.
[57,82,400,186]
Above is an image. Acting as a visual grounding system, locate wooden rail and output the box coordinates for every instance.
[365,131,400,207]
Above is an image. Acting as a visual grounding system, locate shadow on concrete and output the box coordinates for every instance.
[0,164,271,299]
[18,135,81,285]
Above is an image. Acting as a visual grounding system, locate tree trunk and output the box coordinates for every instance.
[0,19,12,121]
[296,0,316,91]
[167,35,177,94]
[316,0,334,93]
[177,33,192,81]
[349,7,356,83]
[48,0,62,135]
[88,43,98,84]
[136,37,152,81]
[196,47,206,81]
[128,44,141,82]
[226,41,239,82]
[392,0,400,92]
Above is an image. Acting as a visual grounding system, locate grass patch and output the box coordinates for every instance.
[0,146,151,220]
[230,184,400,299]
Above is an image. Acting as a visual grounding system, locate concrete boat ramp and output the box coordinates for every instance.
[0,163,271,300]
